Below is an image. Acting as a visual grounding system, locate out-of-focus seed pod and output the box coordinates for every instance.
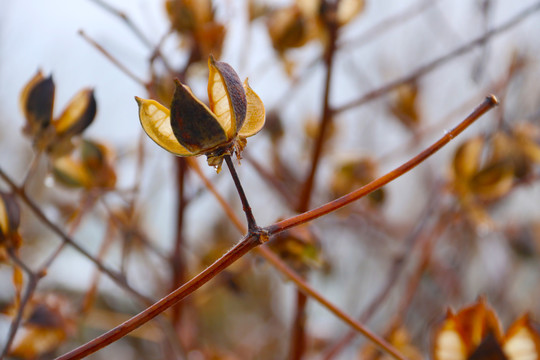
[53,89,96,139]
[433,299,540,360]
[19,71,96,157]
[20,71,55,139]
[0,192,21,244]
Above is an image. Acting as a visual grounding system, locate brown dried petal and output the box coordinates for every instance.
[170,79,228,154]
[21,73,55,137]
[467,333,508,360]
[208,56,247,138]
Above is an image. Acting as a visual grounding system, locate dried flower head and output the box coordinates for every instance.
[433,298,540,360]
[136,56,265,171]
[20,70,96,157]
[52,139,116,190]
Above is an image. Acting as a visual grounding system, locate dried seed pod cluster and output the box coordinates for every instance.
[20,71,96,157]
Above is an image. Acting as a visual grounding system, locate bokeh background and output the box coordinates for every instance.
[1,0,540,359]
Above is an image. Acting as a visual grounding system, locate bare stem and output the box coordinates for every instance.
[225,155,258,232]
[260,247,408,360]
[171,157,188,328]
[55,233,264,360]
[267,95,499,235]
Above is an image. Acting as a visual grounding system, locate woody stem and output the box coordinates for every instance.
[224,155,258,232]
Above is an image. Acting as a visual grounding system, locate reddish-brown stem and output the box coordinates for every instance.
[291,6,341,358]
[225,155,258,232]
[323,206,454,359]
[185,158,409,360]
[171,157,188,329]
[297,10,339,212]
[268,95,498,235]
[334,2,540,114]
[55,233,264,360]
[259,247,408,360]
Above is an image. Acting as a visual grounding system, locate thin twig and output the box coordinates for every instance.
[78,30,147,86]
[260,246,408,360]
[87,0,152,48]
[338,0,436,50]
[225,155,258,232]
[334,2,540,114]
[55,232,265,360]
[267,95,499,235]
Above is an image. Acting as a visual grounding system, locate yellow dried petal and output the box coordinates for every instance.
[135,97,192,156]
[53,88,96,136]
[239,79,265,137]
[0,195,8,237]
[434,329,467,360]
[503,315,540,360]
[208,56,247,139]
[0,193,20,241]
[504,328,537,360]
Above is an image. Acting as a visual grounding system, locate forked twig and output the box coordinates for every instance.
[54,95,497,360]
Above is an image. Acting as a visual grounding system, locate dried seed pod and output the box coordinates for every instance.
[433,299,540,360]
[19,71,96,157]
[136,56,265,171]
[0,192,21,243]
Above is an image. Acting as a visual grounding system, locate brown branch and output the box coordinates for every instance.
[55,232,266,360]
[334,2,540,114]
